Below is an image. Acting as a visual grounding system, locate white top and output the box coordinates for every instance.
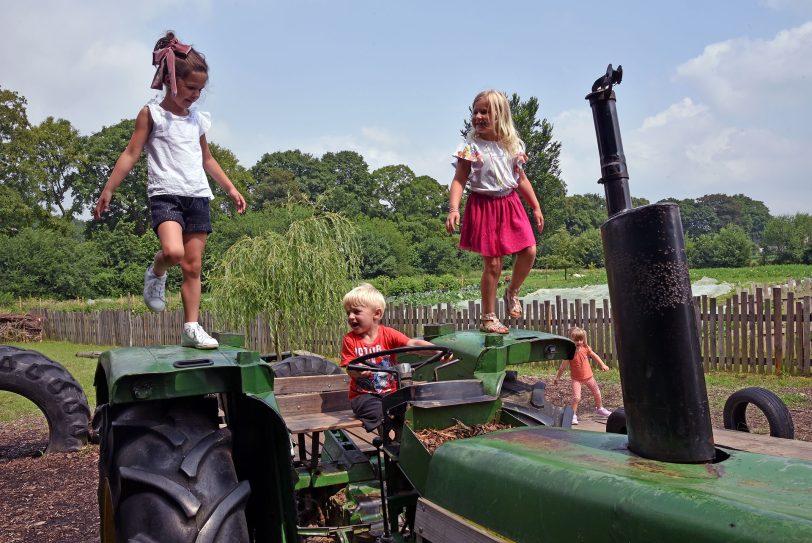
[144,101,214,199]
[453,137,527,197]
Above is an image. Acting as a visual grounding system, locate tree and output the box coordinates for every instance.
[20,117,86,220]
[761,214,812,264]
[0,227,102,299]
[207,143,254,219]
[78,119,151,235]
[538,227,578,278]
[563,194,606,235]
[251,150,328,200]
[320,151,383,217]
[0,86,30,183]
[392,175,448,219]
[0,185,34,235]
[372,164,416,213]
[356,217,416,278]
[414,236,461,276]
[689,225,753,268]
[574,228,604,268]
[208,213,361,355]
[89,221,165,296]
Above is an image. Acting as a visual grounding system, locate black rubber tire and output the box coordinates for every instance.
[0,345,90,453]
[98,396,250,542]
[723,387,794,439]
[605,407,627,435]
[270,355,342,377]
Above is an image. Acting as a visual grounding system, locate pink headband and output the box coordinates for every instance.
[150,38,193,96]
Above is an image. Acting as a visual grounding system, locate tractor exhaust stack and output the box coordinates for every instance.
[587,65,715,463]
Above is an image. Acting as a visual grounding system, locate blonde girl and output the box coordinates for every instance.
[445,90,544,334]
[554,327,612,425]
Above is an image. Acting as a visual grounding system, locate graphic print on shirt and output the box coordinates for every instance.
[352,344,395,394]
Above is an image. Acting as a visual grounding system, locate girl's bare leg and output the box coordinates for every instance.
[179,232,208,323]
[154,221,185,274]
[480,255,503,314]
[507,244,537,294]
[584,376,604,409]
[570,379,583,413]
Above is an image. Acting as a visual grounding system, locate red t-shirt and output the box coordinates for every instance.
[340,325,411,400]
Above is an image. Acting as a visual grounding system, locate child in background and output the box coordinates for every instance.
[340,283,440,432]
[94,32,246,349]
[554,326,612,425]
[445,90,544,334]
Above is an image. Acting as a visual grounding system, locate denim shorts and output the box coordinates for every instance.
[149,195,212,234]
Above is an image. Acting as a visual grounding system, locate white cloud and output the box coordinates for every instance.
[675,21,812,114]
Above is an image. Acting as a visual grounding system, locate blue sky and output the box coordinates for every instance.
[3,0,811,215]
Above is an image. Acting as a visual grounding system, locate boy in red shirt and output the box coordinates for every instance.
[340,283,439,431]
[553,326,612,425]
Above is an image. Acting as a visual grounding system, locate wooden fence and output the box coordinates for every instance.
[33,286,812,375]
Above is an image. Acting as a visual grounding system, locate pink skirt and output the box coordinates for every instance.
[459,191,536,257]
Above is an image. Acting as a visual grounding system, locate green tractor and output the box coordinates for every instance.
[93,327,576,542]
[94,66,812,542]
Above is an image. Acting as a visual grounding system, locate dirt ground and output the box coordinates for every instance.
[1,381,810,543]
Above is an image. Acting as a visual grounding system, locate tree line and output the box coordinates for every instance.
[1,84,810,301]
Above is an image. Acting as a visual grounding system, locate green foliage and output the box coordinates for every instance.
[688,225,754,268]
[0,228,102,299]
[761,214,812,264]
[208,213,361,353]
[0,185,35,235]
[538,227,578,278]
[79,119,151,235]
[207,143,254,219]
[88,221,168,296]
[356,217,416,278]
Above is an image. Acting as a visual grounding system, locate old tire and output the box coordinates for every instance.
[606,407,627,435]
[723,387,794,439]
[270,355,341,377]
[98,396,250,542]
[0,345,90,453]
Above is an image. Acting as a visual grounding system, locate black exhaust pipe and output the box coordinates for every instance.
[587,65,715,463]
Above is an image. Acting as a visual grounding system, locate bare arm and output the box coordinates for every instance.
[516,169,544,232]
[200,135,246,214]
[445,159,471,233]
[94,107,152,219]
[589,347,609,371]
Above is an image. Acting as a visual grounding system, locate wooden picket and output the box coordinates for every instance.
[27,287,812,375]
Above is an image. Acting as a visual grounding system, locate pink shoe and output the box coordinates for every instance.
[595,407,612,417]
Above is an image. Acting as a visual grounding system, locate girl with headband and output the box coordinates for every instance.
[94,31,246,349]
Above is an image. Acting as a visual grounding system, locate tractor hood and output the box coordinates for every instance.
[416,326,575,384]
[421,426,812,543]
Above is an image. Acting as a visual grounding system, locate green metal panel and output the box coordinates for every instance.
[420,426,812,543]
[96,345,274,404]
[414,330,575,383]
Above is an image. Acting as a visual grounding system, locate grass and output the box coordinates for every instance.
[0,340,113,421]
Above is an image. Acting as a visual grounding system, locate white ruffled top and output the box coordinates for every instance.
[453,137,528,197]
[144,100,214,199]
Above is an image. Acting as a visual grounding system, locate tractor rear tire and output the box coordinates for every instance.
[270,355,342,377]
[723,387,794,439]
[0,345,90,453]
[98,396,250,542]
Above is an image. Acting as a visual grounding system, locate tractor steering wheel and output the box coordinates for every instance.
[346,345,452,372]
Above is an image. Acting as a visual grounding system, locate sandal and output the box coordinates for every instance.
[480,313,509,334]
[504,288,522,318]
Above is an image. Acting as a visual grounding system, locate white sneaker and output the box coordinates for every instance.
[572,414,579,425]
[182,323,219,349]
[595,407,612,417]
[143,266,167,312]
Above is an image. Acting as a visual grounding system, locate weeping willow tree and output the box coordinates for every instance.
[208,213,361,354]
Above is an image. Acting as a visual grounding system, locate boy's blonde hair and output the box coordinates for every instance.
[568,326,587,344]
[468,90,524,155]
[343,283,386,312]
